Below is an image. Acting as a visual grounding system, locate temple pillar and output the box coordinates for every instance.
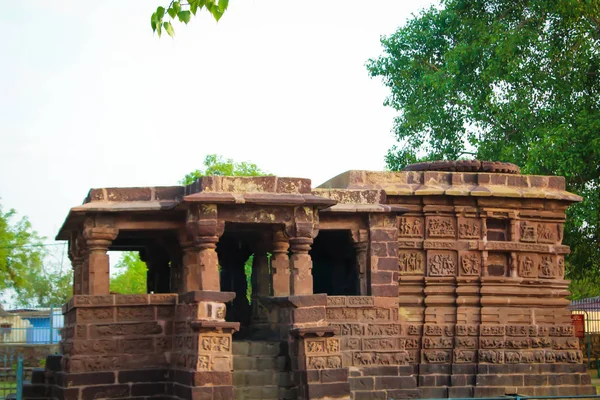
[289,237,314,296]
[82,217,118,295]
[68,233,85,296]
[181,204,224,292]
[271,228,290,296]
[350,229,369,295]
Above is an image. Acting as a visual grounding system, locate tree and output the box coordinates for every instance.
[110,252,148,295]
[151,0,229,38]
[366,0,600,296]
[180,154,268,185]
[14,263,73,308]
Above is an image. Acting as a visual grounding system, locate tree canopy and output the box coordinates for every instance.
[180,154,267,185]
[151,0,229,38]
[110,252,148,295]
[366,0,600,297]
[0,202,72,307]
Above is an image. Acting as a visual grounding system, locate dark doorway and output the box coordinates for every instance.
[311,230,359,295]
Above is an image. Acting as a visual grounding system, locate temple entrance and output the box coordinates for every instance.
[311,230,359,295]
[217,223,273,338]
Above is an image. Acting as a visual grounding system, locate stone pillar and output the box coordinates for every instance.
[68,233,85,296]
[289,237,314,296]
[368,214,399,297]
[182,204,224,292]
[271,228,290,296]
[351,229,369,295]
[82,218,118,296]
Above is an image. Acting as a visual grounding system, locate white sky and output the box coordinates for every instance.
[0,0,434,250]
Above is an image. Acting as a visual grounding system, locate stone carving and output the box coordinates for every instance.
[531,337,552,348]
[424,324,443,336]
[456,338,477,348]
[308,356,326,369]
[456,325,478,336]
[423,337,453,349]
[518,254,537,277]
[117,306,154,321]
[78,308,113,322]
[398,217,423,237]
[353,352,409,366]
[479,350,504,363]
[506,325,528,336]
[365,324,401,336]
[408,325,421,336]
[444,326,454,337]
[505,339,530,349]
[460,252,480,276]
[423,350,450,363]
[480,339,505,349]
[334,323,362,336]
[327,339,340,353]
[427,217,456,238]
[454,350,476,363]
[481,325,505,336]
[307,340,325,353]
[327,356,342,368]
[552,338,579,350]
[347,296,375,307]
[399,251,425,274]
[363,338,396,351]
[200,336,230,353]
[327,297,345,307]
[405,338,419,349]
[520,221,537,242]
[558,256,565,277]
[458,219,480,239]
[345,338,360,350]
[428,252,457,276]
[537,223,557,243]
[197,355,210,370]
[505,351,521,363]
[539,255,557,278]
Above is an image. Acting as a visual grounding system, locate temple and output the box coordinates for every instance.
[24,161,595,399]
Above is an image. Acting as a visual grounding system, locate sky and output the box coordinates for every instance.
[0,0,434,256]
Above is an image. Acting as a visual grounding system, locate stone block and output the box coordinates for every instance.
[349,377,374,391]
[375,376,417,390]
[131,382,167,396]
[307,382,350,399]
[419,386,448,398]
[118,369,169,383]
[386,389,420,399]
[354,390,387,400]
[81,384,130,399]
[448,386,473,398]
[320,368,348,383]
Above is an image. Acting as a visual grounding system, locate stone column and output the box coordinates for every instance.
[351,229,369,296]
[289,237,314,296]
[182,204,224,293]
[82,219,118,296]
[68,233,85,296]
[271,228,290,296]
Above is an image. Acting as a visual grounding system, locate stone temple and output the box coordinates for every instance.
[24,161,595,399]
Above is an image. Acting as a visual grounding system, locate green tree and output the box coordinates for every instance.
[366,0,600,297]
[180,154,268,185]
[110,252,148,295]
[14,264,73,307]
[151,0,229,38]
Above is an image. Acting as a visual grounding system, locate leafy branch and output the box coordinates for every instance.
[151,0,229,38]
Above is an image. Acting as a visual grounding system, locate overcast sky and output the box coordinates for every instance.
[0,0,434,253]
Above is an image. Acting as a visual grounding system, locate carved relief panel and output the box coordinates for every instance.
[539,255,558,279]
[518,253,538,278]
[427,251,457,277]
[458,218,481,239]
[399,250,425,274]
[520,221,537,243]
[426,216,456,239]
[459,251,481,276]
[398,217,424,238]
[537,223,559,243]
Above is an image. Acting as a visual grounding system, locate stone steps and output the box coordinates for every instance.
[232,340,297,400]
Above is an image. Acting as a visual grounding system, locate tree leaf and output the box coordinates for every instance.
[156,6,165,20]
[164,21,175,38]
[178,10,191,24]
[173,1,181,15]
[218,0,229,12]
[156,21,162,38]
[167,7,177,19]
[151,12,157,32]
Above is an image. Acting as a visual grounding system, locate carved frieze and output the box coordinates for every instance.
[424,324,443,336]
[200,335,231,353]
[306,340,325,354]
[456,337,478,349]
[506,325,528,337]
[398,217,424,238]
[505,339,530,349]
[427,251,457,276]
[353,351,410,366]
[480,338,505,349]
[423,337,453,349]
[453,349,476,363]
[332,323,362,336]
[427,217,456,238]
[458,218,481,239]
[478,350,504,363]
[423,350,451,363]
[327,296,346,307]
[552,338,579,350]
[365,324,402,336]
[407,325,421,336]
[531,337,552,348]
[363,338,398,351]
[347,296,375,307]
[405,338,419,349]
[399,250,425,274]
[459,252,480,276]
[480,325,506,336]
